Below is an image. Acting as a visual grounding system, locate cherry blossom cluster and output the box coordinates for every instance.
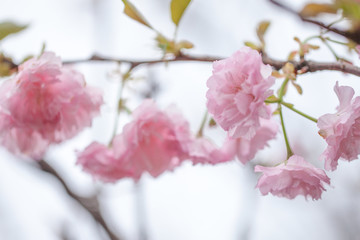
[1,48,360,200]
[205,47,360,200]
[77,99,234,182]
[205,47,331,200]
[0,52,103,159]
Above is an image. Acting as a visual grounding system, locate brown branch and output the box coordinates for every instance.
[268,0,360,44]
[6,52,360,77]
[37,160,121,240]
[63,53,220,68]
[262,54,360,77]
[63,53,360,77]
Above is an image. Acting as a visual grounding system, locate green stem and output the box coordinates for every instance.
[278,104,293,159]
[278,78,290,101]
[324,16,344,32]
[303,35,321,43]
[281,102,318,123]
[264,99,280,104]
[173,26,179,42]
[322,38,340,61]
[325,38,348,46]
[108,68,131,147]
[196,110,208,137]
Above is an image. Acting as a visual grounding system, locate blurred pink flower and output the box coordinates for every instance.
[78,100,193,181]
[318,82,360,171]
[356,45,360,57]
[206,46,275,139]
[77,142,134,182]
[78,99,238,181]
[0,52,103,159]
[255,155,330,200]
[114,100,193,179]
[233,118,278,164]
[188,137,236,165]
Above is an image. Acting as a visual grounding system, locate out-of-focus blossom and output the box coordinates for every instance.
[77,142,133,182]
[255,155,330,200]
[206,46,275,139]
[188,137,236,165]
[318,82,360,171]
[232,118,278,164]
[78,99,238,182]
[78,100,193,181]
[0,52,103,159]
[114,100,193,179]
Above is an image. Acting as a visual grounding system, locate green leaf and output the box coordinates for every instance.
[282,102,294,108]
[300,3,337,17]
[271,70,284,78]
[287,50,298,61]
[170,0,191,26]
[208,118,217,127]
[256,21,270,45]
[244,41,260,50]
[0,62,11,77]
[0,53,14,77]
[155,34,174,53]
[0,21,27,41]
[336,0,360,20]
[272,108,280,115]
[291,81,303,95]
[121,0,153,29]
[176,40,193,49]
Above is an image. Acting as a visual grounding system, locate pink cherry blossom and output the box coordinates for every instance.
[232,118,278,164]
[78,99,239,182]
[255,155,330,200]
[188,137,236,165]
[317,82,360,171]
[77,142,134,182]
[78,100,194,181]
[0,52,103,159]
[115,100,194,179]
[206,46,275,139]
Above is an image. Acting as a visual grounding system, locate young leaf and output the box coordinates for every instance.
[256,21,270,45]
[287,50,298,61]
[282,102,294,108]
[0,21,27,41]
[244,41,260,50]
[291,81,303,95]
[208,118,217,127]
[266,95,280,102]
[271,70,284,78]
[122,0,153,29]
[337,0,360,20]
[300,3,337,17]
[170,0,191,26]
[0,62,11,77]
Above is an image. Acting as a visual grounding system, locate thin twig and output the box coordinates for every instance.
[63,53,360,77]
[37,160,121,240]
[262,54,360,77]
[63,53,221,68]
[7,52,360,77]
[268,0,360,44]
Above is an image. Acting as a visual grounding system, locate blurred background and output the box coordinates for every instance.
[1,0,360,239]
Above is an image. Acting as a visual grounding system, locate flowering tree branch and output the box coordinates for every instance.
[61,53,360,77]
[62,53,221,68]
[268,0,360,44]
[261,53,360,77]
[6,52,360,78]
[37,160,121,240]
